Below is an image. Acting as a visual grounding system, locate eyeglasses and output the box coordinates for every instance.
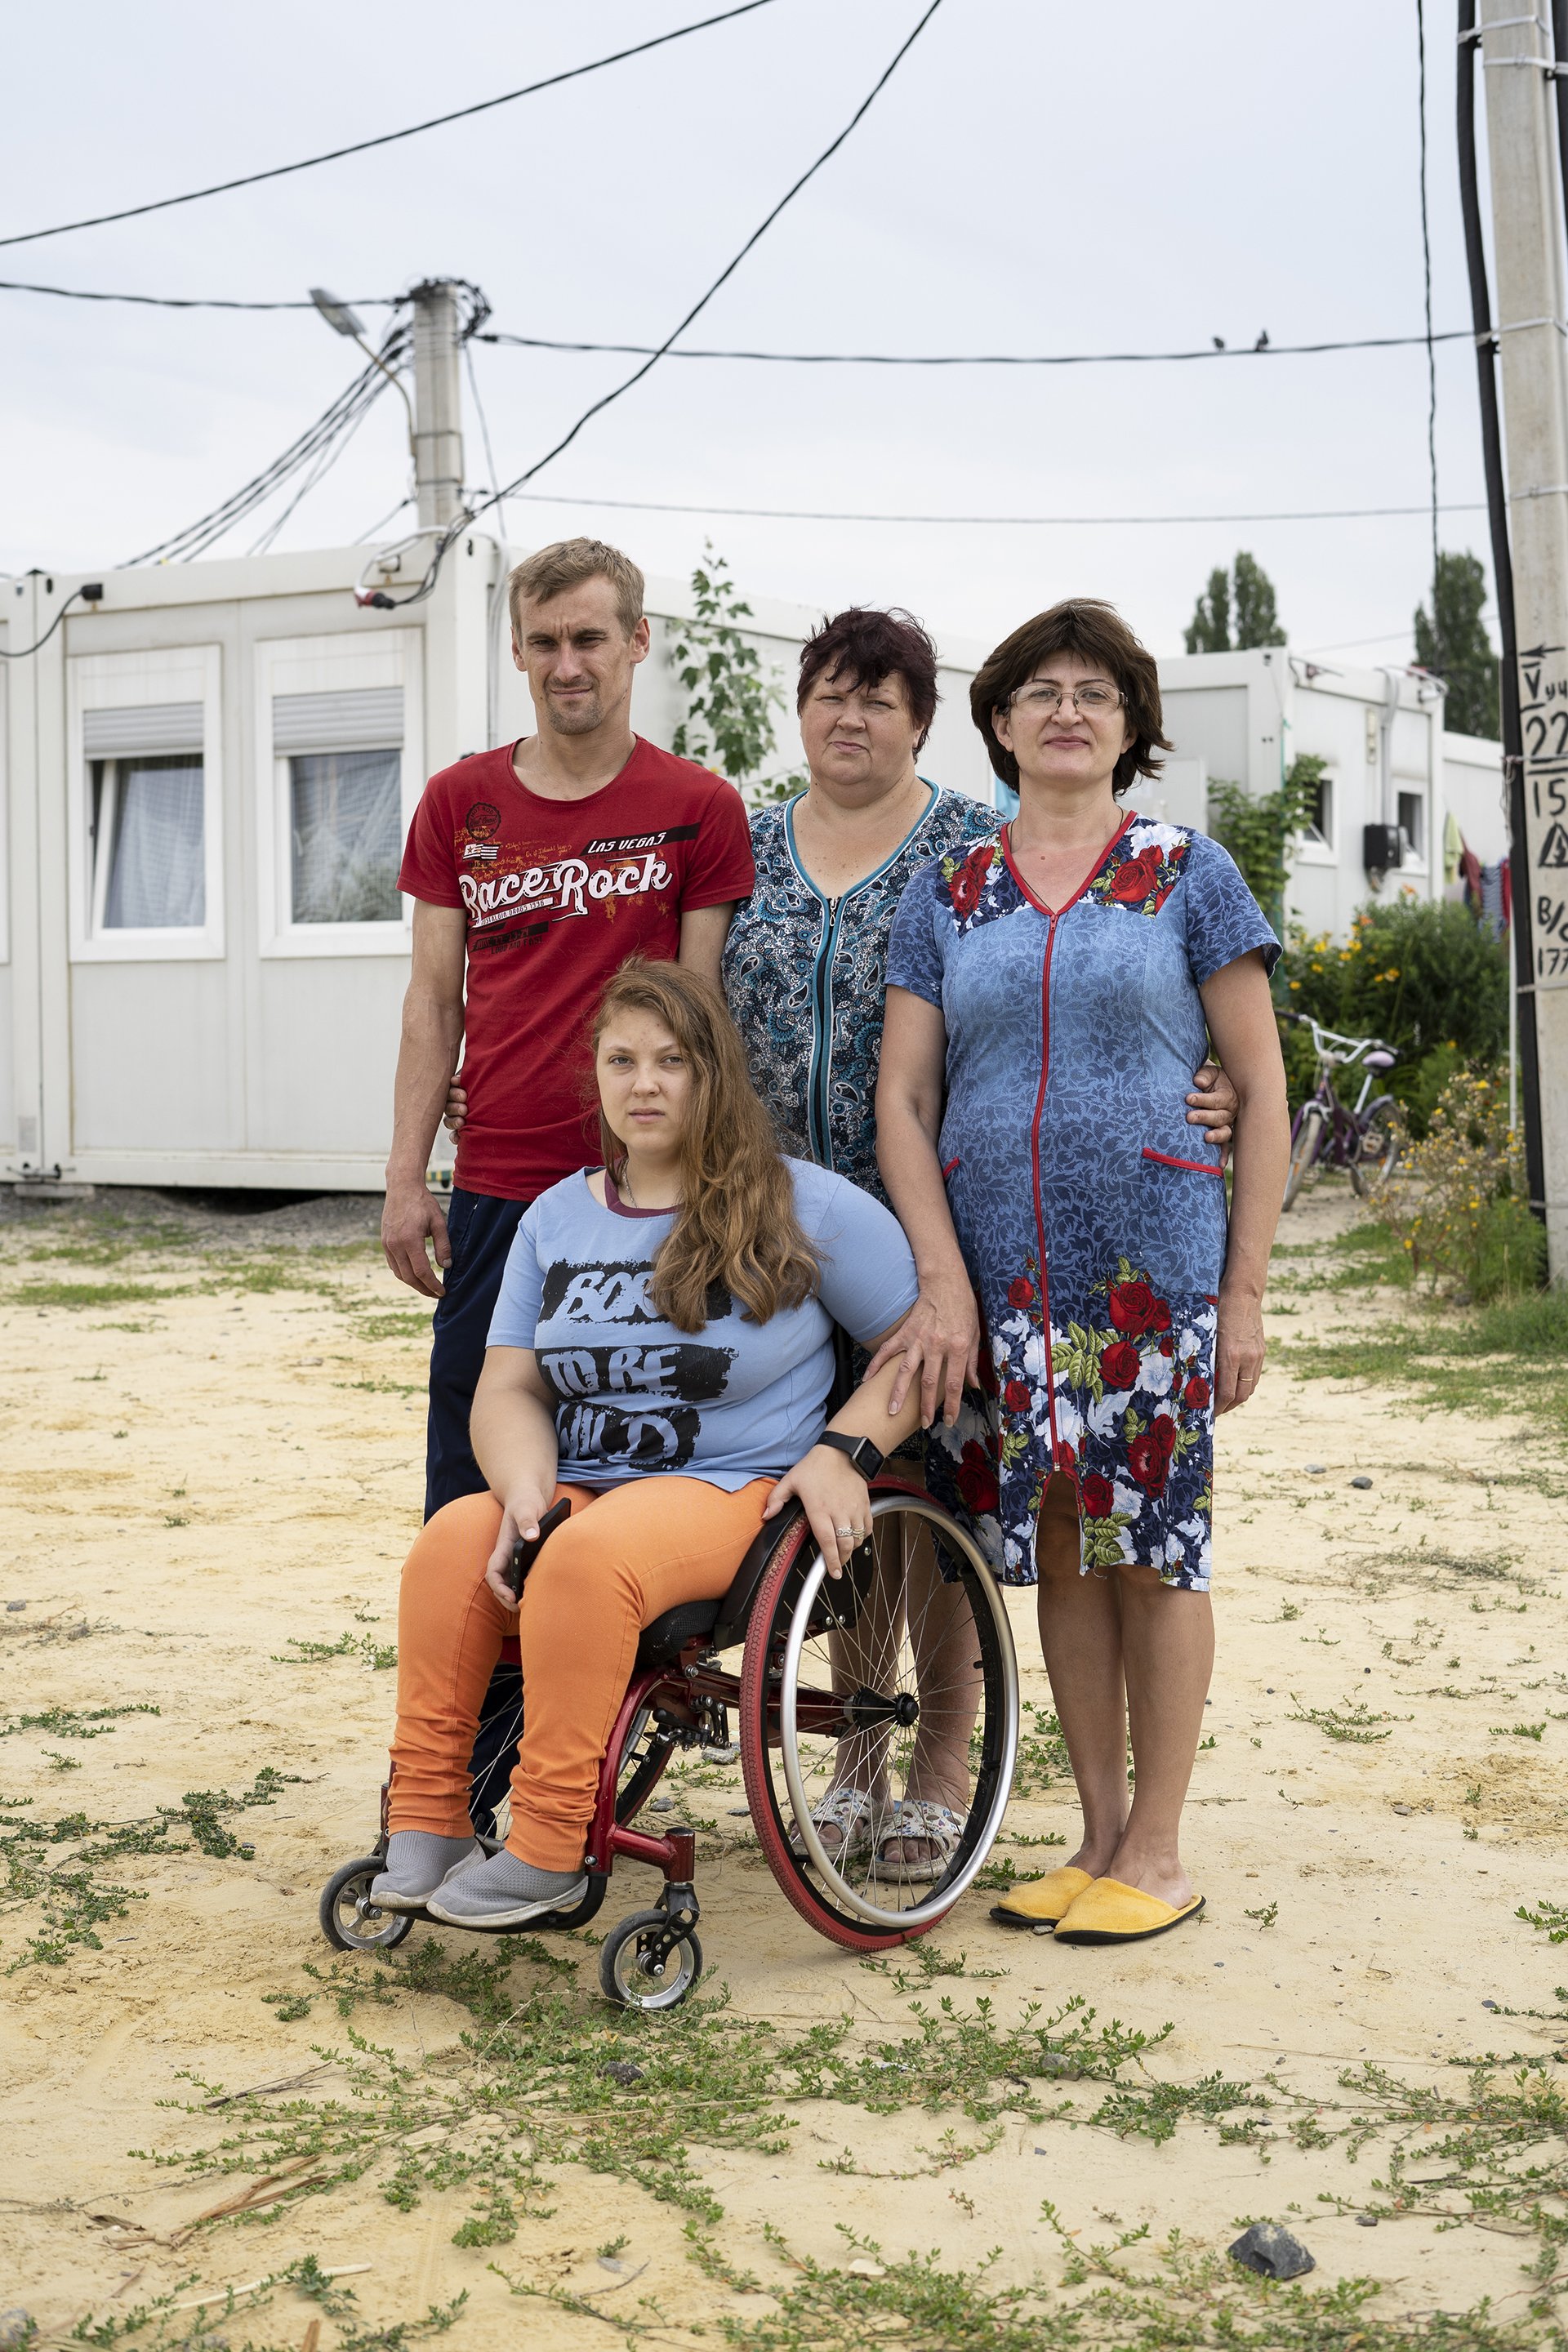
[1009,681,1125,717]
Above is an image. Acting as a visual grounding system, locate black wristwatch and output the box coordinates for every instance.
[818,1431,884,1481]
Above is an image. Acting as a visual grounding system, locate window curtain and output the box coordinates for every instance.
[105,757,206,929]
[289,748,402,924]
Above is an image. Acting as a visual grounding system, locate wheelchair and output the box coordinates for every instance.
[320,1477,1020,2009]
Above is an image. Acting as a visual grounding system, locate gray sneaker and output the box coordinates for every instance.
[425,1848,587,1927]
[369,1831,483,1912]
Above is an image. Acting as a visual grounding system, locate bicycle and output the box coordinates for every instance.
[1281,1013,1401,1210]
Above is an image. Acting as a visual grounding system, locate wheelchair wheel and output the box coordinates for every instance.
[598,1908,703,2010]
[474,1699,674,1856]
[612,1704,675,1824]
[740,1490,1018,1947]
[319,1856,415,1953]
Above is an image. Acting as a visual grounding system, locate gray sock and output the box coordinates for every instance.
[372,1830,479,1903]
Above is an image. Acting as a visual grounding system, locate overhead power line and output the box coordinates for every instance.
[121,323,411,566]
[495,487,1491,527]
[481,326,1481,367]
[0,275,396,310]
[471,0,948,522]
[0,0,780,251]
[0,277,1483,366]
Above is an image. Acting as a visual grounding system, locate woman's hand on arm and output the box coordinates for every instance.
[763,1339,924,1575]
[470,1347,563,1609]
[1197,953,1291,1415]
[870,987,979,1427]
[1185,1059,1239,1156]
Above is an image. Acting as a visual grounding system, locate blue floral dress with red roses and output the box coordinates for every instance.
[884,813,1280,1591]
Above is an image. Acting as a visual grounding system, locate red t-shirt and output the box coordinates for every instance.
[399,736,755,1200]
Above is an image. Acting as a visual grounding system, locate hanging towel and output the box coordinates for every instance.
[1443,808,1464,887]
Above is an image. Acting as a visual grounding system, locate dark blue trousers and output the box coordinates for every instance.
[424,1187,530,1522]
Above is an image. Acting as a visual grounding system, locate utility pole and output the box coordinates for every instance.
[409,279,466,530]
[1478,0,1568,1281]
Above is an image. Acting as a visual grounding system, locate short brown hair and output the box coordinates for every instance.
[797,608,940,752]
[590,959,819,1333]
[508,537,644,638]
[969,599,1171,797]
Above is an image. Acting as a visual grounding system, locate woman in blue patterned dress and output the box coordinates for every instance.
[877,599,1290,1945]
[724,607,1237,1878]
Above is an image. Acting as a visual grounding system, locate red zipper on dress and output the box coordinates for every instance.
[1005,815,1134,1477]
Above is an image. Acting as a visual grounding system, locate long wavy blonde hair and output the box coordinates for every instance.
[591,959,820,1332]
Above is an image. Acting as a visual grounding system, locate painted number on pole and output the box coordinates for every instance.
[1519,645,1568,987]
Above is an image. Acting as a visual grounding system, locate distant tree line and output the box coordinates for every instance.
[1182,546,1499,741]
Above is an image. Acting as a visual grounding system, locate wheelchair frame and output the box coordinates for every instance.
[320,1478,1018,2007]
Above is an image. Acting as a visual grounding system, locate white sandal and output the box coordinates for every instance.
[876,1798,964,1884]
[790,1784,880,1865]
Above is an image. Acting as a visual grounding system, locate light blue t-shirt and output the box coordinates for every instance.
[487,1157,920,1490]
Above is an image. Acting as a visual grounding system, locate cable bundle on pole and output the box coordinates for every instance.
[120,319,411,567]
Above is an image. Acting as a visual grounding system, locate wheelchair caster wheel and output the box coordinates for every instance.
[598,1908,702,2011]
[318,1856,416,1953]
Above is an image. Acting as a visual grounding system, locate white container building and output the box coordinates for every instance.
[1,541,996,1194]
[1134,646,1508,937]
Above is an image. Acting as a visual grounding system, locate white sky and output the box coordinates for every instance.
[1,0,1502,666]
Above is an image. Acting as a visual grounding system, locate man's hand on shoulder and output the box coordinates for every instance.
[382,1176,452,1299]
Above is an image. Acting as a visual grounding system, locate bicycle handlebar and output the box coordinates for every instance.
[1284,1010,1396,1067]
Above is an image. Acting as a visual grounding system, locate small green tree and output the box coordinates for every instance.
[667,543,802,804]
[1232,550,1286,648]
[1206,752,1323,931]
[1183,567,1232,654]
[1414,550,1499,740]
[1183,551,1285,653]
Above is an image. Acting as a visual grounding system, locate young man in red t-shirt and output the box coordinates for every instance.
[387,537,755,1516]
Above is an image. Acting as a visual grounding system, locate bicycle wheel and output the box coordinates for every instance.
[1283,1102,1326,1210]
[1349,1098,1400,1196]
[740,1490,1018,1945]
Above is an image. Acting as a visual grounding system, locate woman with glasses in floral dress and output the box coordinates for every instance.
[876,599,1290,1944]
[723,606,1237,1880]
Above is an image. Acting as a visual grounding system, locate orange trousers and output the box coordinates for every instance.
[387,1476,773,1872]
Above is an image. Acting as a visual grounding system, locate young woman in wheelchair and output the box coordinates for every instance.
[372,959,958,1930]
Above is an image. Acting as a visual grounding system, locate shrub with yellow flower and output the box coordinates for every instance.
[1366,1068,1543,1301]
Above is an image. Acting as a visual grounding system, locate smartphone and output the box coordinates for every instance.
[504,1498,572,1601]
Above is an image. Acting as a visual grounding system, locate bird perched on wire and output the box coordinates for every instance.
[1254,329,1270,350]
[1212,335,1225,350]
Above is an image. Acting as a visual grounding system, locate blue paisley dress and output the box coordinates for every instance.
[722,783,997,1204]
[885,814,1280,1592]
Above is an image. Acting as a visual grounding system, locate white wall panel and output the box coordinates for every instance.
[70,961,237,1151]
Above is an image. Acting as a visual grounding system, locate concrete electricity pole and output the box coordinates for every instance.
[410,279,466,530]
[1478,0,1568,1280]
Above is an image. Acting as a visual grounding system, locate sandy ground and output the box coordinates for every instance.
[2,1178,1566,2345]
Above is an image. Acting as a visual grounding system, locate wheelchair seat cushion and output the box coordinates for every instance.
[635,1597,723,1668]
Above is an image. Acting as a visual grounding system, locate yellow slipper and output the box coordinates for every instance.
[1051,1877,1205,1945]
[988,1865,1095,1928]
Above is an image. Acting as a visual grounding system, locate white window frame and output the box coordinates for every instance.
[1397,786,1428,871]
[255,630,422,958]
[67,644,224,963]
[1294,766,1337,865]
